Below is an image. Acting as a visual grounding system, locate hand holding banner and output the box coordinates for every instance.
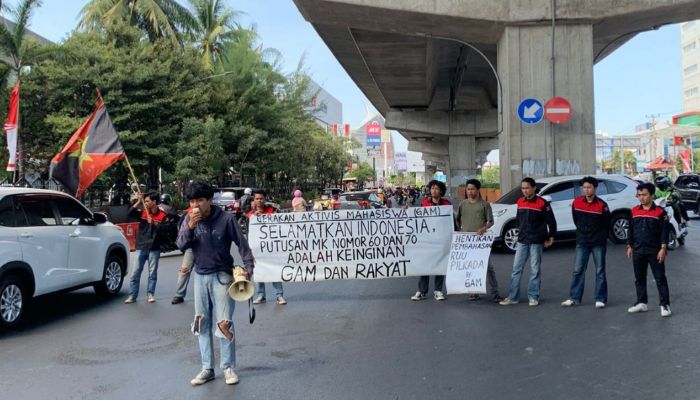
[446,233,495,295]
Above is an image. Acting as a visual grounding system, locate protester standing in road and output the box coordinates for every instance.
[411,180,451,301]
[177,181,255,386]
[292,189,306,212]
[456,179,503,303]
[561,176,610,308]
[248,190,287,305]
[239,188,253,215]
[500,177,556,307]
[626,182,672,317]
[125,192,175,304]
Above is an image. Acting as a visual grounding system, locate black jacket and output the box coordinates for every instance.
[627,203,669,254]
[516,195,557,245]
[571,195,610,246]
[129,206,177,251]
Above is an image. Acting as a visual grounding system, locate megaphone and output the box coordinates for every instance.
[228,266,254,302]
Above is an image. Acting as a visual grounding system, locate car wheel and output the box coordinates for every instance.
[609,213,630,244]
[94,255,125,297]
[668,230,677,251]
[0,276,26,329]
[502,223,519,254]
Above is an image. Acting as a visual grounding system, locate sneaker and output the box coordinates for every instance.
[171,296,184,305]
[499,298,518,306]
[124,296,136,304]
[595,301,606,309]
[468,294,481,301]
[660,305,672,317]
[434,291,446,301]
[190,369,215,386]
[224,367,239,385]
[491,294,504,303]
[627,303,648,313]
[276,296,287,305]
[411,291,426,301]
[561,299,576,307]
[253,294,266,304]
[529,299,539,307]
[147,294,156,303]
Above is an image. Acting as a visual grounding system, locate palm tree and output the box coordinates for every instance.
[186,0,241,71]
[78,0,197,45]
[0,0,44,179]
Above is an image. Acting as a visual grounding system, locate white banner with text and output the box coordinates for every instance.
[248,206,454,282]
[445,233,495,295]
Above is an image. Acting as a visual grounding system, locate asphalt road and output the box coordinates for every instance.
[2,218,700,400]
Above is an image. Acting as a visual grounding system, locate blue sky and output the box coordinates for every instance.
[12,1,685,144]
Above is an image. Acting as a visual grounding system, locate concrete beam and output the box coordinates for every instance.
[407,139,448,156]
[385,109,498,136]
[475,137,498,154]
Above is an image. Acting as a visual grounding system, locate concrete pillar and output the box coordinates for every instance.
[448,135,477,196]
[497,24,595,192]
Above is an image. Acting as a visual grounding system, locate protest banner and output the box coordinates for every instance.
[445,233,495,295]
[247,206,453,282]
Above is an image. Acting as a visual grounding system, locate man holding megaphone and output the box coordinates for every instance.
[176,181,255,387]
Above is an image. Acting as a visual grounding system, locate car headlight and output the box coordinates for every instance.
[494,209,508,218]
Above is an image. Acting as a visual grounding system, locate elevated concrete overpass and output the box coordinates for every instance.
[293,0,700,192]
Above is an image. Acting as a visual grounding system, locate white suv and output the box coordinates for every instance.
[491,175,639,252]
[0,188,130,328]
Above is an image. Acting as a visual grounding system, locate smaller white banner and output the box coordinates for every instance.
[445,233,495,295]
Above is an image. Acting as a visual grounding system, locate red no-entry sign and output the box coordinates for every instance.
[544,97,572,124]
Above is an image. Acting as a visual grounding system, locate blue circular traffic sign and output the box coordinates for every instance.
[517,98,544,124]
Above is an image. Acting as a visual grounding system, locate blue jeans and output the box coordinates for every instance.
[507,243,543,301]
[569,245,608,303]
[194,271,236,370]
[256,282,284,298]
[129,249,161,297]
[174,249,194,298]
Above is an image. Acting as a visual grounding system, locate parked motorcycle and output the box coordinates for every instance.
[655,197,688,250]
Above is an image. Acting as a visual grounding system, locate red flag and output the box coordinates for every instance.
[50,92,125,197]
[4,83,18,172]
[680,148,692,173]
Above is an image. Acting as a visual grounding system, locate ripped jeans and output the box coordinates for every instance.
[193,271,236,370]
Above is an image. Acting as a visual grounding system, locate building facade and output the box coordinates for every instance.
[682,20,700,112]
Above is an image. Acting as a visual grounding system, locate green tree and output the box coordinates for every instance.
[186,0,242,71]
[350,162,376,186]
[20,23,212,182]
[78,0,197,45]
[175,116,226,182]
[604,150,637,174]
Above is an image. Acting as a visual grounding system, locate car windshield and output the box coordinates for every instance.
[495,183,546,204]
[213,192,235,200]
[339,192,372,201]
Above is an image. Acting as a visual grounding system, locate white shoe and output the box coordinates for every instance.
[561,299,576,307]
[411,291,426,301]
[252,294,266,304]
[627,303,648,313]
[224,367,239,385]
[434,291,446,301]
[276,296,287,305]
[595,301,606,309]
[190,369,214,386]
[660,305,672,317]
[528,299,539,307]
[499,298,519,306]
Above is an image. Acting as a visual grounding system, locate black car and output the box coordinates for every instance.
[674,174,700,213]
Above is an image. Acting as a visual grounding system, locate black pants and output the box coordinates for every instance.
[633,253,670,306]
[418,275,444,293]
